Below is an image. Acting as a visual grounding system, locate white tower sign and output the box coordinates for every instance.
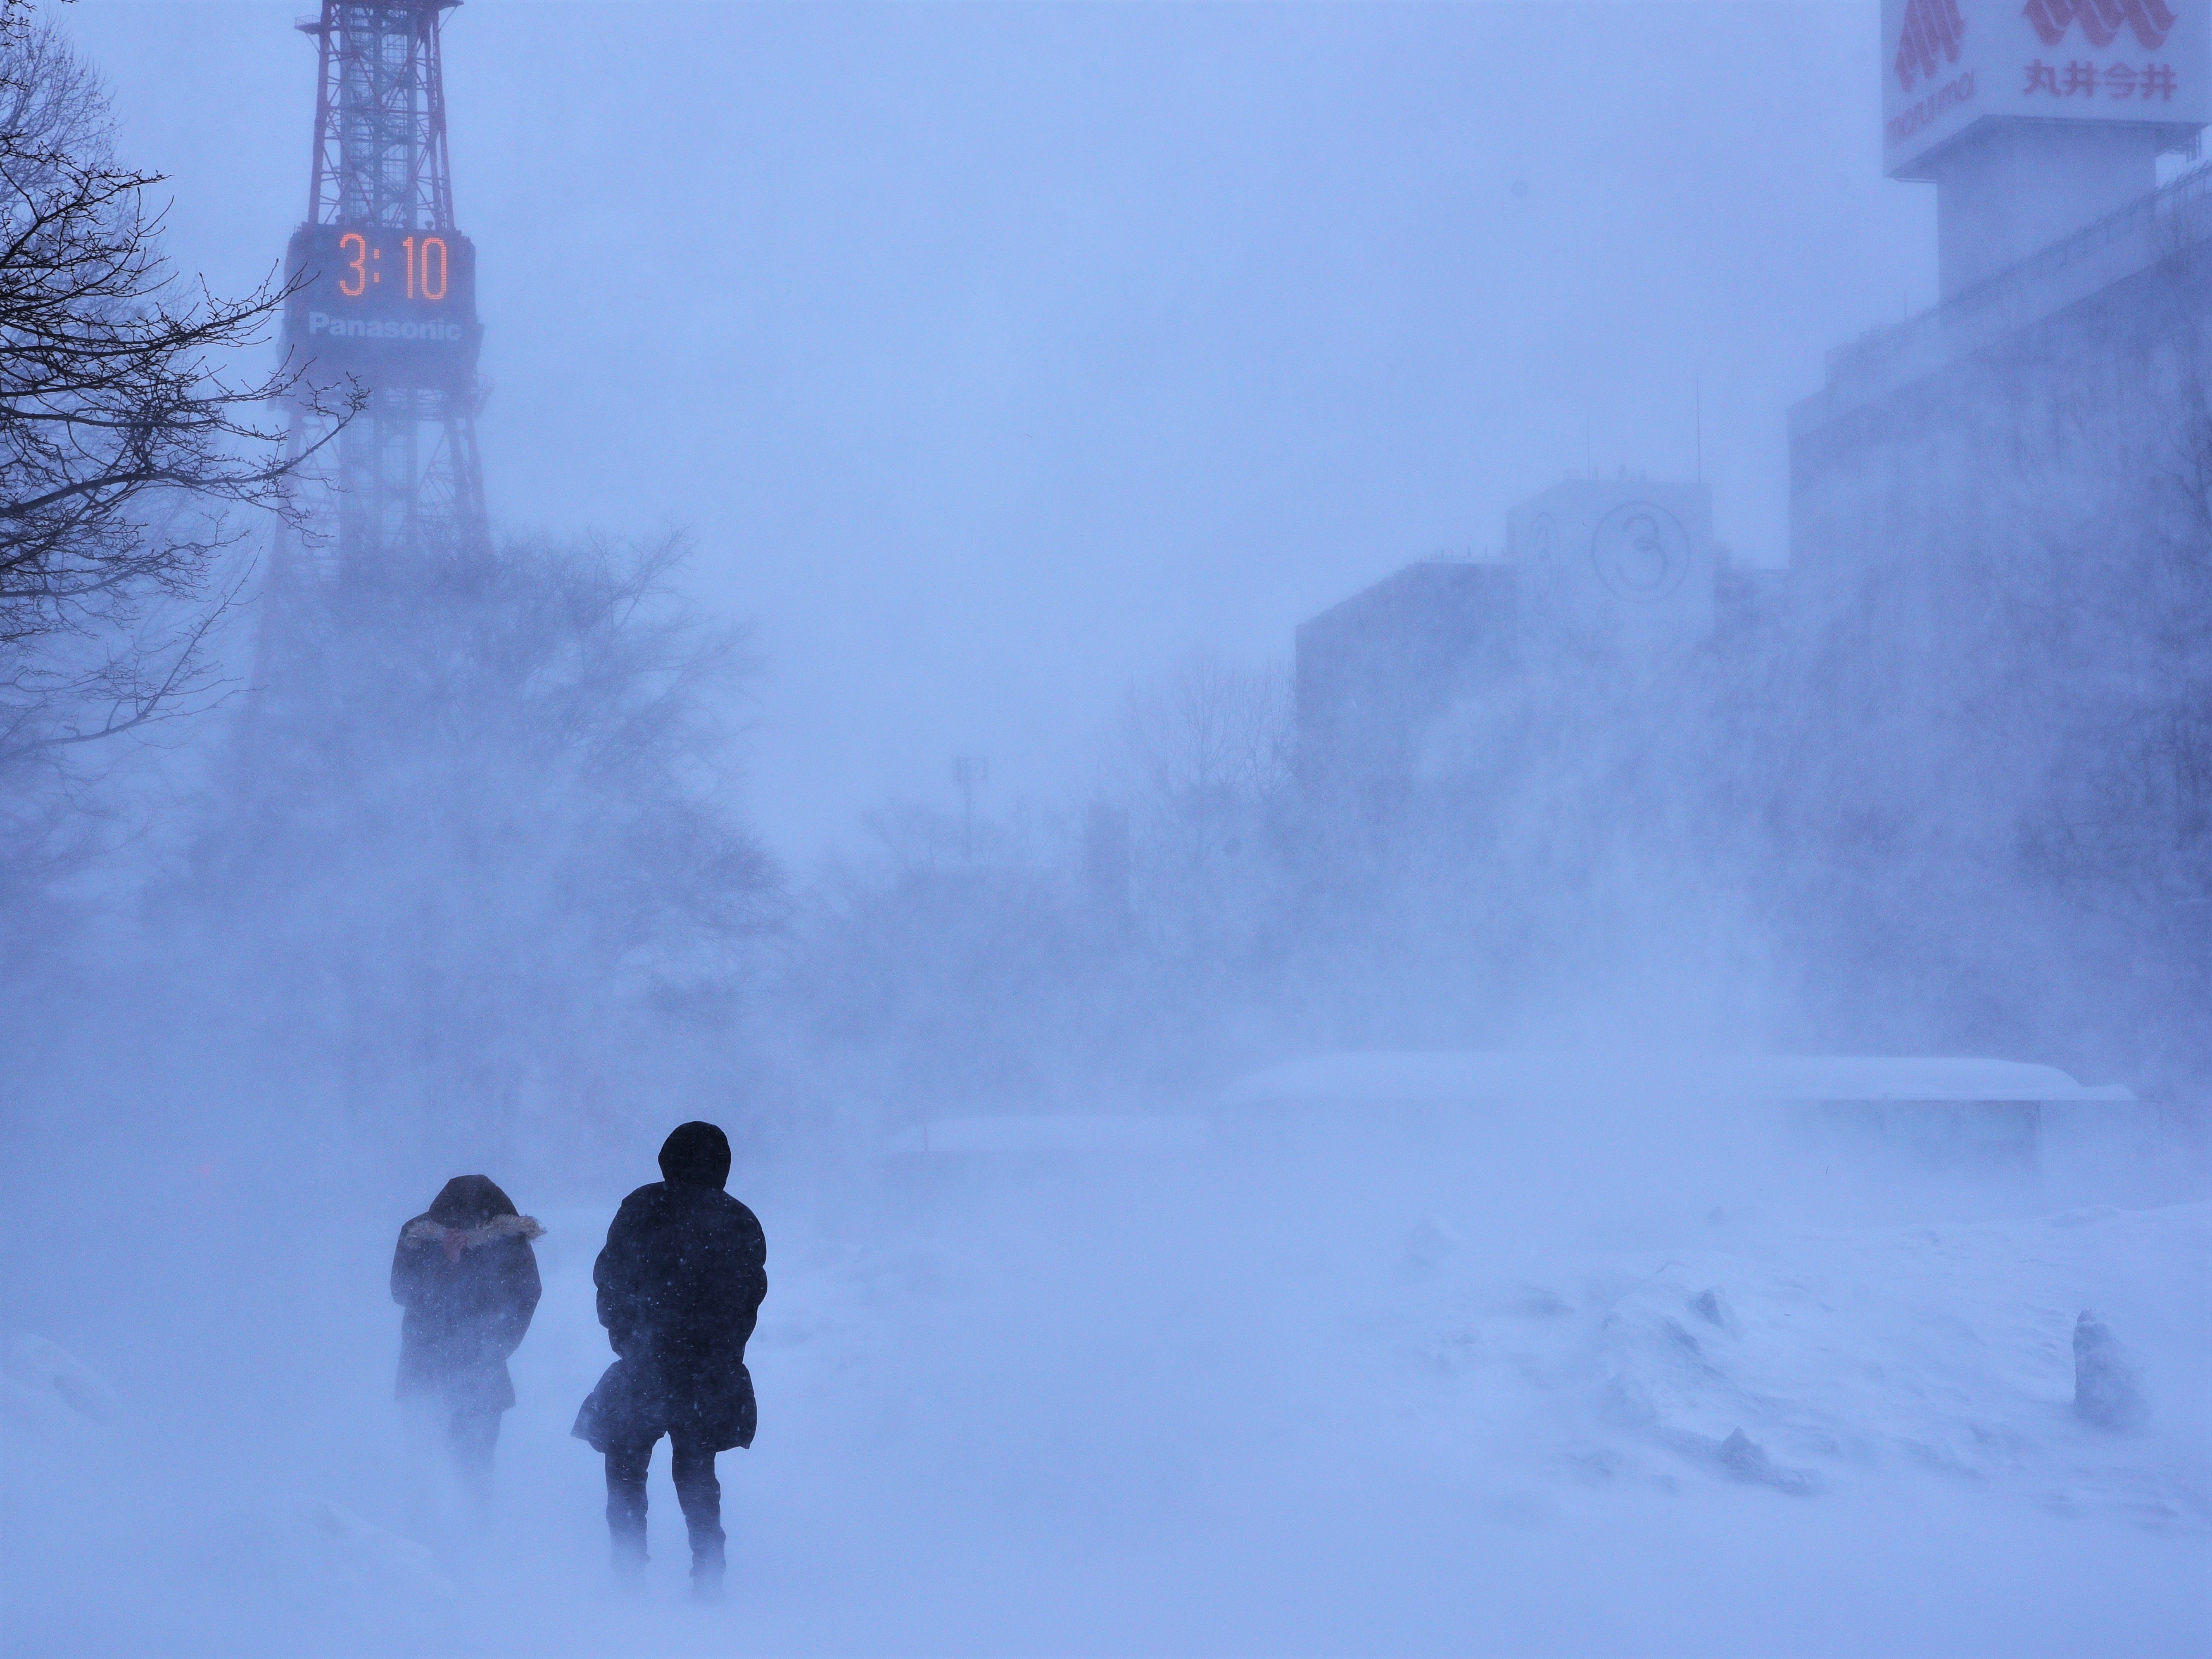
[1883,0,2209,178]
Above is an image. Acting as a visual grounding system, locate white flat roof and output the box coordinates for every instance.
[884,1114,1208,1155]
[1221,1052,2138,1107]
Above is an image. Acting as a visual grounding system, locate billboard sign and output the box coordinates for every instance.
[1882,0,2210,177]
[282,224,482,390]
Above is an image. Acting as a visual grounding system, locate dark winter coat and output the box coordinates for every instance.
[574,1128,767,1454]
[391,1175,543,1414]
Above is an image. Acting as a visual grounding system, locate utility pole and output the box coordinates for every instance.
[1694,372,1702,484]
[951,755,989,862]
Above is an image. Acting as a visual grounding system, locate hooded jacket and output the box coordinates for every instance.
[391,1175,543,1412]
[575,1124,767,1452]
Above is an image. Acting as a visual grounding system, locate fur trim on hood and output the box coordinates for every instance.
[404,1213,544,1262]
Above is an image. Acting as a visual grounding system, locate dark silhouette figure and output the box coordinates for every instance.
[574,1122,767,1599]
[390,1174,543,1512]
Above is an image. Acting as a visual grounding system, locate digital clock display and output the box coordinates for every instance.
[283,224,482,387]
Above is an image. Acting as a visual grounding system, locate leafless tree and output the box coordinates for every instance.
[197,531,782,1163]
[1112,650,1290,865]
[0,4,348,794]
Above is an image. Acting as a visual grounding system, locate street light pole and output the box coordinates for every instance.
[951,755,989,862]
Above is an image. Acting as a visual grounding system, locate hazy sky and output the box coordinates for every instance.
[74,1,1932,859]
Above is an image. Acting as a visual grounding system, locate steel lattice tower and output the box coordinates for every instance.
[274,0,487,589]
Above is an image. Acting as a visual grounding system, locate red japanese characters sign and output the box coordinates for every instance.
[1882,0,2208,177]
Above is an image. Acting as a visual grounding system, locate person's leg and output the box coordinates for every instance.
[604,1438,655,1577]
[399,1391,450,1540]
[668,1436,725,1596]
[447,1406,501,1520]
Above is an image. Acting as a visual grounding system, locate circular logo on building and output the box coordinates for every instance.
[1590,502,1690,601]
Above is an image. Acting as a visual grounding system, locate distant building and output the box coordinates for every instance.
[1295,557,1516,824]
[1789,169,2212,667]
[1285,0,2212,1063]
[1784,0,2212,1051]
[1506,479,1718,654]
[1295,479,1765,820]
[1803,0,2211,621]
[1793,3,2212,819]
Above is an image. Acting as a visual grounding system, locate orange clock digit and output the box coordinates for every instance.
[420,237,448,301]
[339,231,368,298]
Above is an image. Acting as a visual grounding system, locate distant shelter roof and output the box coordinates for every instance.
[1220,1052,2137,1107]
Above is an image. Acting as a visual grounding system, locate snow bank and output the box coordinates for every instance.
[1,1333,120,1440]
[202,1493,457,1611]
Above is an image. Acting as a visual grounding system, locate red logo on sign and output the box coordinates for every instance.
[1897,0,1969,90]
[2021,0,2178,49]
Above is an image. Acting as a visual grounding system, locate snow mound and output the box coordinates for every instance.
[1383,1202,2211,1528]
[2,1334,120,1437]
[205,1495,456,1612]
[1592,1263,1826,1493]
[1398,1217,1462,1282]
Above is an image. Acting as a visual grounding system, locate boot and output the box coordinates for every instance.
[610,1526,648,1594]
[690,1528,726,1603]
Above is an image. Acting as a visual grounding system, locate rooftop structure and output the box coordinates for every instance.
[1799,156,2212,433]
[1883,0,2209,295]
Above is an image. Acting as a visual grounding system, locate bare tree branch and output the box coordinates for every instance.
[0,5,356,795]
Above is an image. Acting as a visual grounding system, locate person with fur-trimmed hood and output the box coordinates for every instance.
[573,1122,766,1600]
[391,1174,544,1509]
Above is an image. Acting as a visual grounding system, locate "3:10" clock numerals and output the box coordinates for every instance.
[336,232,451,302]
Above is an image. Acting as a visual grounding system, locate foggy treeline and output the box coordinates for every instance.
[0,2,785,1170]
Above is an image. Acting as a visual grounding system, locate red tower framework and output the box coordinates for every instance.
[274,0,487,588]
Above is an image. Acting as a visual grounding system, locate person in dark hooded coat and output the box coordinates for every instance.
[573,1122,766,1598]
[391,1175,543,1508]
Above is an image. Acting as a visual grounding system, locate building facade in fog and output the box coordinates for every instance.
[1287,0,2212,1063]
[1295,478,1777,826]
[1786,0,2212,1053]
[1813,0,2212,630]
[1295,557,1516,825]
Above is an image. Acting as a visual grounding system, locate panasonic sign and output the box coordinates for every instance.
[306,311,468,343]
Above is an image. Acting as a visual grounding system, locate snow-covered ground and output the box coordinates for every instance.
[3,1131,2207,1656]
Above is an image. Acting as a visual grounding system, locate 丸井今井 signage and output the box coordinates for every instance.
[1883,0,2210,177]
